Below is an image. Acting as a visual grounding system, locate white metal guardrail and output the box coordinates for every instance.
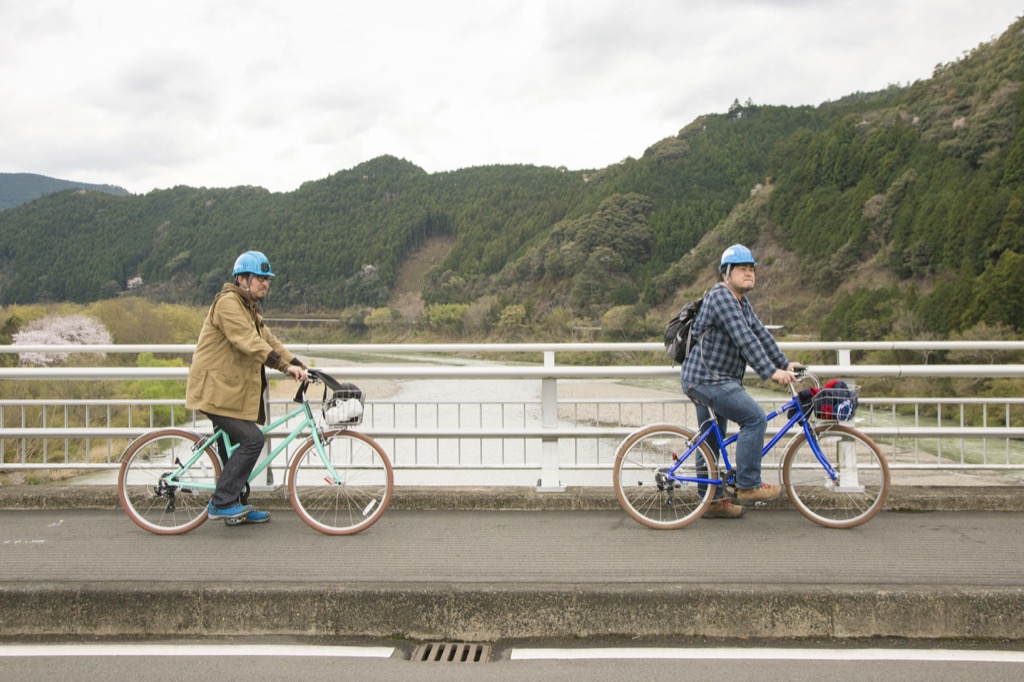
[2,342,1024,488]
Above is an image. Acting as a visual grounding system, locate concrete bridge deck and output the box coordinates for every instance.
[1,483,1023,641]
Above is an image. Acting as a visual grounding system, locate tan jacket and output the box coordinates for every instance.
[185,283,298,423]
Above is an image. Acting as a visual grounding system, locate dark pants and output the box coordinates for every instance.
[205,413,265,508]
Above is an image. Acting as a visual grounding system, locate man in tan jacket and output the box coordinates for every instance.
[186,251,308,524]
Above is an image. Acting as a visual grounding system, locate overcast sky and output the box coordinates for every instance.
[1,1,1020,194]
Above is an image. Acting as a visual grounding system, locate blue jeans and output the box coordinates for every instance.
[682,380,767,491]
[205,413,265,508]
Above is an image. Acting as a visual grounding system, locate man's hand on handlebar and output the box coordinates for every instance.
[771,363,806,386]
[771,368,797,385]
[286,365,309,383]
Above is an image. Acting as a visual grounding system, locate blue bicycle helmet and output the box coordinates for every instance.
[232,251,275,278]
[719,244,756,269]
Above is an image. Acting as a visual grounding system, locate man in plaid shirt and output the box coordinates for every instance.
[681,244,802,519]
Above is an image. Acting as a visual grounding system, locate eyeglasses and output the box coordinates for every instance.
[252,275,271,283]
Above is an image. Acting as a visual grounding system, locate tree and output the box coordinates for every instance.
[0,314,23,367]
[422,304,468,336]
[601,306,643,339]
[12,314,113,366]
[497,304,527,334]
[364,307,397,332]
[971,251,1024,331]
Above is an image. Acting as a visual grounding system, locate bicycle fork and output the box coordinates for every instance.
[801,423,842,486]
[804,425,864,492]
[308,431,379,519]
[312,428,345,488]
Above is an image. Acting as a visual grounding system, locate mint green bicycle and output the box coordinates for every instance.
[117,369,393,536]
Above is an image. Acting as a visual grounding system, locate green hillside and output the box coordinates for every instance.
[0,173,129,210]
[1,16,1022,342]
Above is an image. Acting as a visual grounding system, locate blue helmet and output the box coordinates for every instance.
[232,251,275,278]
[719,244,756,269]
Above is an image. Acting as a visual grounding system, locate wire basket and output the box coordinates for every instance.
[321,384,365,427]
[811,383,859,421]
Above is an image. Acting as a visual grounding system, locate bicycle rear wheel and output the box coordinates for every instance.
[288,429,394,535]
[118,429,220,535]
[782,424,890,528]
[613,424,717,529]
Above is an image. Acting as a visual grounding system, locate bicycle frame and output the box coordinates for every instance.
[163,394,334,493]
[666,393,840,488]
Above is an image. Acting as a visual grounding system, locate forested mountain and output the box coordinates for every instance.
[0,173,129,210]
[1,17,1022,341]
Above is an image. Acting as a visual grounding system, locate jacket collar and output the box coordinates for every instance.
[221,282,261,311]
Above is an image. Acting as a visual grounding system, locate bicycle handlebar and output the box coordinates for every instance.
[788,368,818,396]
[294,368,354,405]
[295,368,332,404]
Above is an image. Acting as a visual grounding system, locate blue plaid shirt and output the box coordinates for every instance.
[680,283,789,384]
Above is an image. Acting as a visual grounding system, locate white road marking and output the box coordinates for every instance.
[510,647,1024,663]
[0,644,394,658]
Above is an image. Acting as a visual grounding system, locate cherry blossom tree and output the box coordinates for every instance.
[13,314,113,366]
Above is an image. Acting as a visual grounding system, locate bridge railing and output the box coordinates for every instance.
[2,342,1023,489]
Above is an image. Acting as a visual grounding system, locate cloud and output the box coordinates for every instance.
[0,0,1020,193]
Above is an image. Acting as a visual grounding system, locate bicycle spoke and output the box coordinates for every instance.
[288,430,393,535]
[613,425,716,529]
[118,430,219,535]
[783,424,890,528]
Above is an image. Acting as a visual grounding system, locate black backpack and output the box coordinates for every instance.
[664,296,705,365]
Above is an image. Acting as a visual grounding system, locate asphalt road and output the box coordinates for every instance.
[2,637,1024,682]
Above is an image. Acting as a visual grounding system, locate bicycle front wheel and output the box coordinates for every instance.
[118,429,221,535]
[288,429,394,535]
[782,424,890,528]
[613,424,717,529]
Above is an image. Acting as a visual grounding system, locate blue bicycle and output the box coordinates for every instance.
[613,372,890,529]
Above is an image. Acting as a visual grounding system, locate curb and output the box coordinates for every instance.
[1,485,1023,512]
[3,582,1023,641]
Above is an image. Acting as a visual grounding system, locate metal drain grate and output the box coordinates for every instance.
[411,642,491,663]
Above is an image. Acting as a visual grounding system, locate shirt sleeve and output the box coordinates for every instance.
[262,326,298,372]
[707,287,783,380]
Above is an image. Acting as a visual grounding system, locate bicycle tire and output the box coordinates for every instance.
[782,423,890,528]
[118,429,221,535]
[287,429,394,535]
[613,424,718,529]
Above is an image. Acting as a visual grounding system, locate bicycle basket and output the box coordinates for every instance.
[321,383,364,426]
[812,381,859,421]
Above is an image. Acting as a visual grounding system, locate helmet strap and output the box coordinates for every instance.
[722,264,745,298]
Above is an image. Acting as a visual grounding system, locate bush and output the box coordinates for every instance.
[422,304,469,335]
